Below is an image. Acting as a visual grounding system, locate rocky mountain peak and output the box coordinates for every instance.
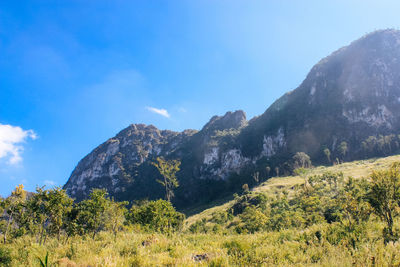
[202,110,247,132]
[305,29,400,101]
[65,30,400,209]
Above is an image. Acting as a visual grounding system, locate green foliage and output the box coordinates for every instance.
[265,166,271,177]
[362,134,400,158]
[368,162,400,243]
[224,239,251,264]
[189,169,375,241]
[103,200,128,237]
[239,206,268,233]
[128,199,185,233]
[75,189,118,238]
[1,185,26,243]
[339,141,348,160]
[0,246,12,266]
[292,152,312,169]
[26,187,73,244]
[37,252,53,267]
[0,185,183,244]
[339,177,371,226]
[152,157,181,202]
[3,160,400,265]
[188,218,209,233]
[323,148,331,163]
[210,211,231,225]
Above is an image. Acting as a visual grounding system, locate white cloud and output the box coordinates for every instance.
[146,106,170,118]
[0,123,37,164]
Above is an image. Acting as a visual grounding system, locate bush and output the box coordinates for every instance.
[128,199,185,233]
[0,247,12,267]
[188,219,209,233]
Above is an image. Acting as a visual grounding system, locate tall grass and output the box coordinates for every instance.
[1,221,400,266]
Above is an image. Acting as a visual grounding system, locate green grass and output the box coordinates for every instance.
[3,222,400,266]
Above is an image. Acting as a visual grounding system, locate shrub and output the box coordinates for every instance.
[128,199,185,233]
[0,247,12,267]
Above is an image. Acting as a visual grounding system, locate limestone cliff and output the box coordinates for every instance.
[64,29,400,208]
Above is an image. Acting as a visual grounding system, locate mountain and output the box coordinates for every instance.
[64,29,400,208]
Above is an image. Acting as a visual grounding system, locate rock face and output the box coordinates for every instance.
[64,124,197,202]
[239,29,400,162]
[64,29,400,208]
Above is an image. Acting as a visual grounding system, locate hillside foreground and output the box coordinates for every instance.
[2,155,400,266]
[185,154,400,228]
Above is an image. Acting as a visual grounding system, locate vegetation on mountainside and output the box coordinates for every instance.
[2,155,400,266]
[152,157,181,202]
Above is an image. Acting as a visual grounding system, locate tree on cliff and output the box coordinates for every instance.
[339,141,348,161]
[152,157,181,202]
[323,148,331,163]
[293,152,312,169]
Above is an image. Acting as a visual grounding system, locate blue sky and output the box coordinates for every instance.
[1,0,400,196]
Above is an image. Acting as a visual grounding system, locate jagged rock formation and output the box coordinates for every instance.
[64,29,400,208]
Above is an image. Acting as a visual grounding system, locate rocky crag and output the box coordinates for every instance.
[64,29,400,208]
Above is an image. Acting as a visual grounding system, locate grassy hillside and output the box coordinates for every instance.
[3,154,400,266]
[185,154,400,229]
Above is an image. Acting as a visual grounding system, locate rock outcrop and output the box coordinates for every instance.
[64,29,400,208]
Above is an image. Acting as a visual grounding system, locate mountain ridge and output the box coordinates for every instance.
[64,29,400,208]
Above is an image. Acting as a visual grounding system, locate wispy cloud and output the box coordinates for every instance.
[0,124,37,164]
[146,107,170,118]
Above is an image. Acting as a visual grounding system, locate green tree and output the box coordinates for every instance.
[2,184,26,243]
[265,166,271,178]
[338,178,371,228]
[293,152,312,169]
[323,148,331,163]
[242,184,249,194]
[128,200,185,233]
[367,162,400,243]
[339,141,348,161]
[152,157,181,202]
[240,206,268,233]
[76,189,112,239]
[46,188,73,240]
[103,200,128,238]
[363,136,377,156]
[275,167,280,177]
[26,187,49,244]
[25,187,72,244]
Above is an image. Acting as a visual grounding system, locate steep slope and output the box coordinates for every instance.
[239,29,400,169]
[65,29,400,208]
